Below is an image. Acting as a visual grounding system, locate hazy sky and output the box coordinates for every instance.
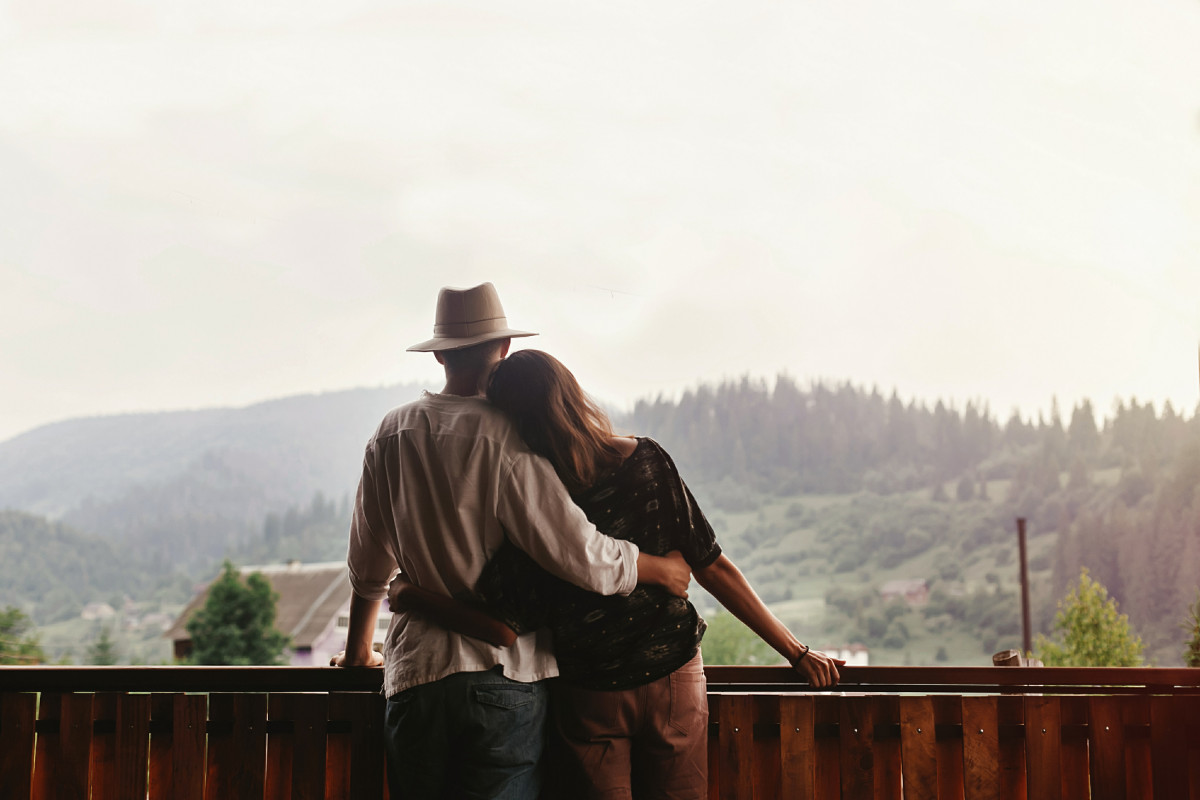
[3,0,1199,443]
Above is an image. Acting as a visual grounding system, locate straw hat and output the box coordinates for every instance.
[407,282,537,352]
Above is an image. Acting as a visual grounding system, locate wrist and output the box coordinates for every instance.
[788,643,811,669]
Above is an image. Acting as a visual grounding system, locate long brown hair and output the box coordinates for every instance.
[487,350,623,492]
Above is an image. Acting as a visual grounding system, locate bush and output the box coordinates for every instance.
[1035,569,1143,667]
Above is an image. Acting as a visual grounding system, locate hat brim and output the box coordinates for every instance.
[406,329,537,353]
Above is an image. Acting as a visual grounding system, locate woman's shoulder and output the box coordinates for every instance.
[631,436,677,466]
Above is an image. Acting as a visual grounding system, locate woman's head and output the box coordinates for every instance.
[487,349,621,491]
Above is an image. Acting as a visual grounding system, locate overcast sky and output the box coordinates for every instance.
[2,0,1199,443]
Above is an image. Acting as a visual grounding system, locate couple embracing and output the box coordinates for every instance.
[332,283,841,800]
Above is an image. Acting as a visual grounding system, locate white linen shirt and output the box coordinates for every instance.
[346,391,640,697]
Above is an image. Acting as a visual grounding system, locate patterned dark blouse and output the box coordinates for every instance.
[475,437,721,690]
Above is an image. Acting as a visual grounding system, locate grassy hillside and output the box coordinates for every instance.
[4,376,1197,666]
[0,510,192,625]
[687,482,1054,667]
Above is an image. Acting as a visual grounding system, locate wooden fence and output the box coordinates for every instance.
[1,666,1198,799]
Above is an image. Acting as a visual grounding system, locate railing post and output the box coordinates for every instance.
[1017,517,1033,657]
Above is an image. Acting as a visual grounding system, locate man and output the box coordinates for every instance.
[331,282,690,800]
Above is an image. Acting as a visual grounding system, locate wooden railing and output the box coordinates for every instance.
[1,666,1198,799]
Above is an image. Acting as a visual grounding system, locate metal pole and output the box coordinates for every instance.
[1017,517,1032,656]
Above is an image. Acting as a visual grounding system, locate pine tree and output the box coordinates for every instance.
[1183,592,1200,668]
[0,606,45,664]
[87,625,119,665]
[185,560,290,665]
[1035,568,1144,667]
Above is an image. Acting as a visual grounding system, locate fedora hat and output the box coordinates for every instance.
[407,282,536,352]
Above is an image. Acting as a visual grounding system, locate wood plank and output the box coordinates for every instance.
[961,697,1000,800]
[325,694,358,800]
[708,694,720,800]
[839,695,875,800]
[779,695,815,800]
[31,691,62,800]
[1024,696,1062,800]
[899,696,936,800]
[1088,696,1125,800]
[55,693,95,800]
[0,692,37,800]
[1150,694,1189,799]
[814,696,841,799]
[717,693,756,800]
[1189,696,1200,800]
[116,694,151,800]
[11,663,1200,696]
[1060,696,1090,800]
[871,695,901,800]
[996,695,1026,800]
[346,693,385,800]
[752,695,781,800]
[1124,696,1152,800]
[933,695,965,800]
[89,693,118,800]
[265,694,293,800]
[173,694,207,800]
[205,693,267,800]
[148,694,174,800]
[290,693,329,800]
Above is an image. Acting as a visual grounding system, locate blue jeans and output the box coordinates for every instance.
[384,667,548,800]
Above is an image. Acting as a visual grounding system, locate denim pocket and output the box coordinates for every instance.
[473,683,536,711]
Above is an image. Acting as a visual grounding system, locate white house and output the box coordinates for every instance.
[166,560,391,665]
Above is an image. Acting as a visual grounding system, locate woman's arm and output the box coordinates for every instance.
[388,575,518,648]
[694,554,842,688]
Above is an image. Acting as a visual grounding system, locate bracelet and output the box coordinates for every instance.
[790,644,810,668]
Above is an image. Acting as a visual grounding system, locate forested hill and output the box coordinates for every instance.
[0,383,424,570]
[2,375,1198,662]
[625,377,1200,662]
[0,383,426,515]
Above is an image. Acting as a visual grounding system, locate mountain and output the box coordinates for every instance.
[0,383,425,568]
[2,377,1198,664]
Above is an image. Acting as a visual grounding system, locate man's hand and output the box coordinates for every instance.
[330,648,384,668]
[637,550,691,598]
[791,648,844,689]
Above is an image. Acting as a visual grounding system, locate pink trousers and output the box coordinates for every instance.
[547,651,708,800]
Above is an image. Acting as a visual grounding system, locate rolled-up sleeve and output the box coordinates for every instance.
[346,444,399,601]
[497,452,639,596]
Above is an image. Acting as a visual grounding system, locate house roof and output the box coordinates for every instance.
[879,579,929,595]
[164,561,351,649]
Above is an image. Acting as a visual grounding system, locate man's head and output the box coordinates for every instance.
[409,283,535,394]
[435,337,510,375]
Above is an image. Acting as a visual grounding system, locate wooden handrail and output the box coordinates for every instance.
[3,666,1198,798]
[3,664,1198,693]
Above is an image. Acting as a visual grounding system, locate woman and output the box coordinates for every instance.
[391,350,842,799]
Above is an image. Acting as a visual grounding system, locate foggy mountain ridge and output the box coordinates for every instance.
[0,382,427,518]
[2,376,1199,664]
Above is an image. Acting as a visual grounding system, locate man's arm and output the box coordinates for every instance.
[498,452,691,597]
[694,554,842,688]
[388,575,518,648]
[330,591,384,668]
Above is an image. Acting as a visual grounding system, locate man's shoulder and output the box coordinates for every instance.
[368,393,523,450]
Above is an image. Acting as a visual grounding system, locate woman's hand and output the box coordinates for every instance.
[387,573,413,613]
[790,647,844,688]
